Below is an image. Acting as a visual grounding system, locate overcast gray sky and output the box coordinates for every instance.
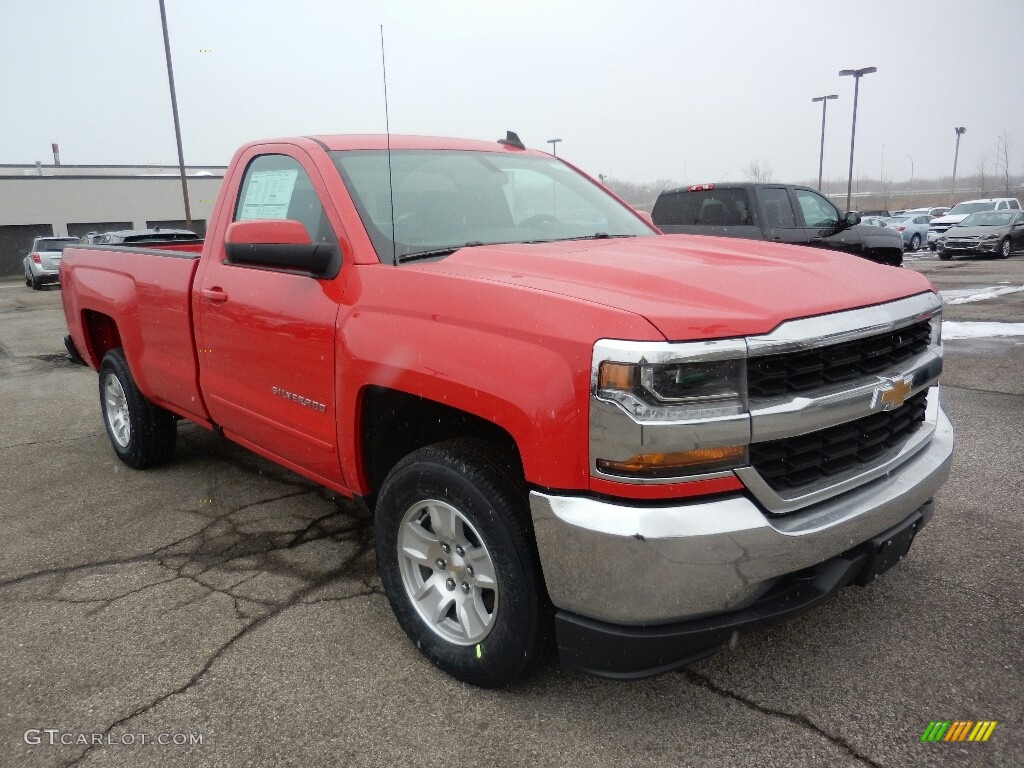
[4,0,1022,185]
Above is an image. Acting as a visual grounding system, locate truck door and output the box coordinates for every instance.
[791,187,861,255]
[757,187,804,244]
[194,149,346,486]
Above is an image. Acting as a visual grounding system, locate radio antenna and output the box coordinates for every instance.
[380,25,397,265]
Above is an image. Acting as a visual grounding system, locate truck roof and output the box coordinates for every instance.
[659,182,817,196]
[304,134,549,155]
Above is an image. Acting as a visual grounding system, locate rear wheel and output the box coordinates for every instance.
[910,233,922,251]
[30,272,42,290]
[99,349,177,468]
[375,439,551,687]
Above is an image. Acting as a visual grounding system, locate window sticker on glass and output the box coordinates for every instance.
[239,169,299,220]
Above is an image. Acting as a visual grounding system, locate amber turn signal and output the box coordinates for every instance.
[598,362,635,390]
[597,445,746,477]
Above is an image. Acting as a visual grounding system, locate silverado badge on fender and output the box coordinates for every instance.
[271,386,327,413]
[871,375,914,411]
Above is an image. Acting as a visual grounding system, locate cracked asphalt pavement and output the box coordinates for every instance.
[1,260,1021,767]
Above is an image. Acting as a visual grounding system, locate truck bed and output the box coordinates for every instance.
[61,243,210,424]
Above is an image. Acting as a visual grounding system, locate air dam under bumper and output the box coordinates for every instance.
[529,405,953,678]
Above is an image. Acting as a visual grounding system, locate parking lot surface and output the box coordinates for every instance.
[1,254,1021,767]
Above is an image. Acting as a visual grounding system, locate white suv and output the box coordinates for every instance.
[928,198,1021,249]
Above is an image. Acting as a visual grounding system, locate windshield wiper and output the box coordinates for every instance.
[395,242,484,264]
[562,233,637,241]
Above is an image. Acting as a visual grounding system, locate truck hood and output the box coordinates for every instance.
[416,235,934,340]
[942,224,1010,238]
[930,214,970,226]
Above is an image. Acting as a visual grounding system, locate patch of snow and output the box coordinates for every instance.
[940,285,1024,305]
[942,321,1024,340]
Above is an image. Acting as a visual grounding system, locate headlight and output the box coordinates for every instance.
[983,233,1000,240]
[597,358,746,421]
[590,339,749,479]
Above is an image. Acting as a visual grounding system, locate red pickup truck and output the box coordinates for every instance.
[61,133,953,687]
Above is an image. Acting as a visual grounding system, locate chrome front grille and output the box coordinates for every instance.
[749,392,928,493]
[747,320,931,398]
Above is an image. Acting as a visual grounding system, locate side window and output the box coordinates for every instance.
[1008,200,1020,210]
[760,188,797,228]
[793,189,840,228]
[234,154,337,245]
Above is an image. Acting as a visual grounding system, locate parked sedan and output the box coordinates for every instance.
[885,214,932,251]
[23,236,80,290]
[935,210,1024,260]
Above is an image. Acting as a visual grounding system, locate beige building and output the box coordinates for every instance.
[0,163,225,275]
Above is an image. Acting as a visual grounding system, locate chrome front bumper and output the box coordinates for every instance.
[530,403,953,625]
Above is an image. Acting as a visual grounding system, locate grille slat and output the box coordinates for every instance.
[748,320,931,398]
[750,392,928,493]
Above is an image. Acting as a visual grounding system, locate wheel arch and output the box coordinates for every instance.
[356,386,525,505]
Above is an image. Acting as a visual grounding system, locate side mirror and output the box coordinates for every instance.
[224,220,338,277]
[844,211,861,227]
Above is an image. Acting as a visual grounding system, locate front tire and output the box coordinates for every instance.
[999,238,1012,259]
[938,251,953,261]
[375,439,552,687]
[99,349,177,468]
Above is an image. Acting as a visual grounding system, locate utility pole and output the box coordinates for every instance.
[950,126,966,205]
[159,0,192,229]
[811,94,838,191]
[839,67,876,213]
[907,154,914,203]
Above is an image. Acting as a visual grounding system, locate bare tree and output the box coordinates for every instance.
[880,177,893,210]
[603,177,678,209]
[995,131,1014,195]
[976,153,988,198]
[743,159,775,182]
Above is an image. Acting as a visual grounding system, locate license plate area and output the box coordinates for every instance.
[855,511,923,586]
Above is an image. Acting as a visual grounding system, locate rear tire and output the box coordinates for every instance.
[98,349,177,468]
[30,273,42,290]
[910,234,921,251]
[374,439,552,687]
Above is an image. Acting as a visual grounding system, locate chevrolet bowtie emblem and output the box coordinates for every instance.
[871,375,913,411]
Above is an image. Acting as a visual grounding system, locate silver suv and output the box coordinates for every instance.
[23,236,80,290]
[928,198,1021,249]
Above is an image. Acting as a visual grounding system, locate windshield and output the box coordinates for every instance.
[330,150,653,263]
[34,238,80,252]
[948,202,995,216]
[958,212,1013,227]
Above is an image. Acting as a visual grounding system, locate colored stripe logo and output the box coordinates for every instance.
[921,721,998,742]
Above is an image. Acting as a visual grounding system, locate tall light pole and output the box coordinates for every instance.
[811,94,838,191]
[950,126,966,204]
[158,0,192,229]
[839,66,876,213]
[907,154,914,203]
[547,138,562,156]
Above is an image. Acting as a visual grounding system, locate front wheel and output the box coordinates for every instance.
[938,251,953,261]
[999,238,1012,259]
[99,349,177,468]
[910,233,921,251]
[375,439,552,687]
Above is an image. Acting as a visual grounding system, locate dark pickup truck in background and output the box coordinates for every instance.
[652,183,905,266]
